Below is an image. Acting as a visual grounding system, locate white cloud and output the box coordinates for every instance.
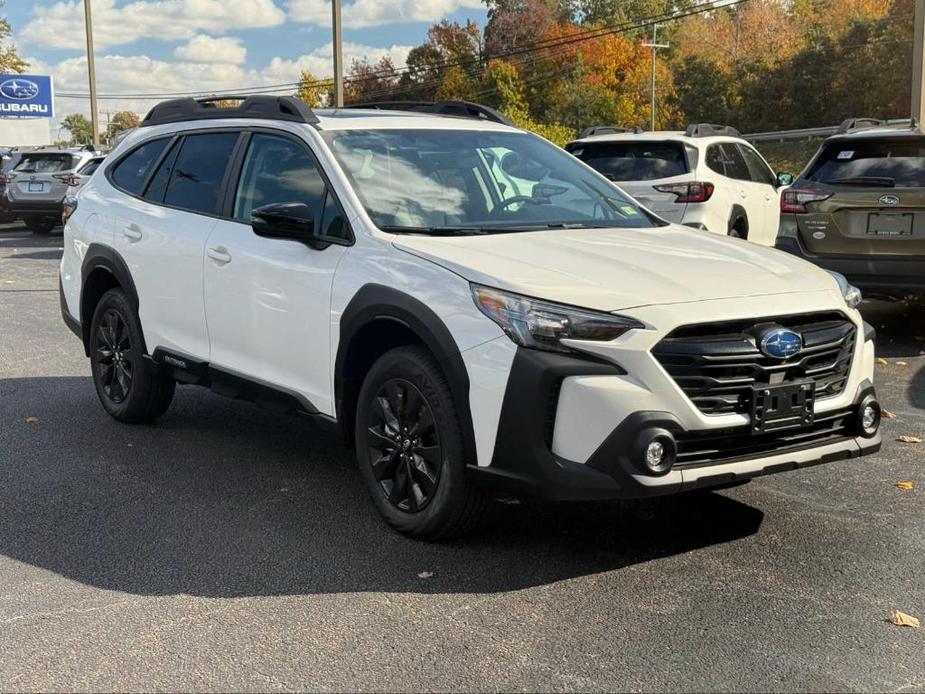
[174,35,247,64]
[286,0,484,28]
[21,0,286,50]
[32,40,413,126]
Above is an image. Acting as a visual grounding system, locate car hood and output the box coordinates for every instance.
[392,225,837,312]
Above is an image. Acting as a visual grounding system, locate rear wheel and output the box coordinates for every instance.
[23,215,56,235]
[355,346,489,539]
[89,288,175,423]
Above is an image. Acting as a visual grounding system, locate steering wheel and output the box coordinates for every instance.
[491,195,541,216]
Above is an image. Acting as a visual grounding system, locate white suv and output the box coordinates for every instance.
[60,97,881,539]
[565,125,791,245]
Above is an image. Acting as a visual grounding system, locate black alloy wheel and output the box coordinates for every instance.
[366,378,443,512]
[93,308,135,404]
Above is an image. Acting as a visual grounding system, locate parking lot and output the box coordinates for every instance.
[0,221,923,691]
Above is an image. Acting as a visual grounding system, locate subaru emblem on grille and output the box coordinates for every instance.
[759,328,803,360]
[879,194,900,206]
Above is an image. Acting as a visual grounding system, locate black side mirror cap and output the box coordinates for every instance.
[251,202,316,243]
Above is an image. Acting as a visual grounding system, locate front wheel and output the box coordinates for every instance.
[89,288,175,423]
[355,346,488,539]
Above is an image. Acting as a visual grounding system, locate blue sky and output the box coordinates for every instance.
[6,0,489,121]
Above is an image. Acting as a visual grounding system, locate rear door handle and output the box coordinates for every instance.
[207,246,232,264]
[122,224,142,241]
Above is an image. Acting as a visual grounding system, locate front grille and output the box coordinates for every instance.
[652,312,856,415]
[675,408,856,466]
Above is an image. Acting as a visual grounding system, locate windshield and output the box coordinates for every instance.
[566,140,688,181]
[322,129,661,233]
[14,153,75,174]
[806,137,925,188]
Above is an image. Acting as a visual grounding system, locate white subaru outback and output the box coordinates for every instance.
[60,97,882,539]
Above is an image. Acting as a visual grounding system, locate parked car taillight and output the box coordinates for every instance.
[780,189,832,214]
[62,194,78,225]
[654,182,715,203]
[52,173,80,187]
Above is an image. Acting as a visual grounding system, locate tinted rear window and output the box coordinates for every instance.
[111,138,170,195]
[14,153,75,173]
[567,141,688,181]
[806,138,925,188]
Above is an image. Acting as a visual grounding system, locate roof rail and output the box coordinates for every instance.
[684,123,741,138]
[578,125,644,138]
[835,117,888,134]
[140,95,319,128]
[344,100,514,126]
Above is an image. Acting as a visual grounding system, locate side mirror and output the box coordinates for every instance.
[251,202,314,242]
[776,171,794,187]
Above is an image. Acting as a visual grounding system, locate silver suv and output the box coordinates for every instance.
[1,147,100,234]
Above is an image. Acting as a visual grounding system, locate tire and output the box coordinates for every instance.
[89,288,175,423]
[727,215,748,240]
[354,345,489,539]
[23,215,55,235]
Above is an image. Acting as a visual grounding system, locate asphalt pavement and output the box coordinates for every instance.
[1,222,923,692]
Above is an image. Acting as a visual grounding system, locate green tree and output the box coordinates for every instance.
[61,114,94,146]
[0,0,27,74]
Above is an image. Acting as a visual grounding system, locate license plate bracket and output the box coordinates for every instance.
[750,381,815,434]
[867,212,913,237]
[27,182,44,193]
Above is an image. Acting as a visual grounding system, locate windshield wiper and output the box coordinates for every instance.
[828,176,896,187]
[379,222,613,236]
[378,225,495,236]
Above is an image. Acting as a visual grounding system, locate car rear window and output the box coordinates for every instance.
[566,141,688,181]
[13,153,75,173]
[806,137,925,188]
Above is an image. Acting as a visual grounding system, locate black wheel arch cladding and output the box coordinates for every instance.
[80,244,144,356]
[728,204,748,232]
[336,284,477,465]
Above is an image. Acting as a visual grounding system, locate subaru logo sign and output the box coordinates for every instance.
[879,194,900,206]
[759,328,803,360]
[0,78,39,100]
[0,74,54,118]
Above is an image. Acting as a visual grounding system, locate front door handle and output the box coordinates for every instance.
[207,246,232,264]
[122,224,142,241]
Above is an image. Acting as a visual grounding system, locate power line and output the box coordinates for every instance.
[55,0,749,102]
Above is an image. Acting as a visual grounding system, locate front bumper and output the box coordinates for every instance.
[776,235,925,297]
[469,347,881,500]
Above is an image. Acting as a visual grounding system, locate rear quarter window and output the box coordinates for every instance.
[567,141,688,181]
[110,138,171,195]
[806,138,925,187]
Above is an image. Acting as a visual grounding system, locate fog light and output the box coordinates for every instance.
[646,440,666,468]
[634,428,677,476]
[857,397,881,438]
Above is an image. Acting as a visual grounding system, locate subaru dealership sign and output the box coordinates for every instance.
[0,74,54,118]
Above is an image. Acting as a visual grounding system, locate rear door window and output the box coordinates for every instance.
[567,141,688,181]
[111,138,171,195]
[14,153,75,174]
[163,132,240,215]
[706,143,750,180]
[805,138,925,187]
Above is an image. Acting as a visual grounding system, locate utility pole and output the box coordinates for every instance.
[332,0,344,107]
[643,24,669,131]
[83,0,100,149]
[913,0,925,127]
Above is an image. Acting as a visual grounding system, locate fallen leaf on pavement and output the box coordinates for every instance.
[876,357,888,365]
[417,571,433,579]
[896,361,908,367]
[25,416,38,424]
[898,435,923,444]
[882,410,896,419]
[890,610,920,628]
[896,481,914,491]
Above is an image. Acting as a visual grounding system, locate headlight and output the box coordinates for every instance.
[471,284,642,353]
[826,270,863,309]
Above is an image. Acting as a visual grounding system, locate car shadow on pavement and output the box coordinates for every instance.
[0,376,764,597]
[861,299,925,359]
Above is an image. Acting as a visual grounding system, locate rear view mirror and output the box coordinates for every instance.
[251,202,314,242]
[776,171,794,187]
